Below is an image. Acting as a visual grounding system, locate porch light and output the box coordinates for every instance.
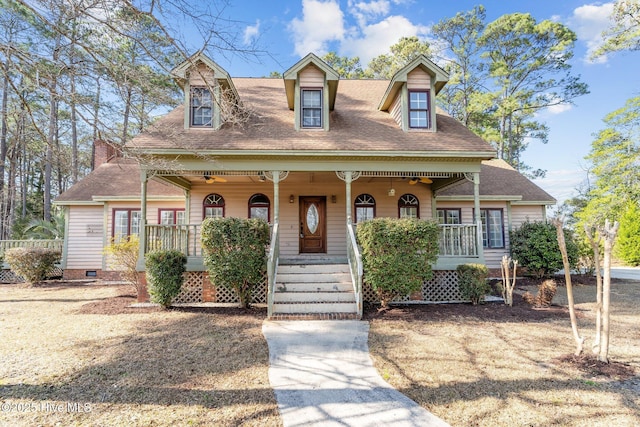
[289,194,295,203]
[331,195,337,203]
[388,188,395,197]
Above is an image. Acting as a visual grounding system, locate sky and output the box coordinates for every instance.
[180,0,638,206]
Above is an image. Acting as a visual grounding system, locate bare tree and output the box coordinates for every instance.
[553,217,584,356]
[598,220,620,363]
[584,224,604,354]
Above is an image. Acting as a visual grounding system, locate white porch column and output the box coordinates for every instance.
[472,172,483,259]
[336,171,360,224]
[265,171,289,224]
[137,169,148,271]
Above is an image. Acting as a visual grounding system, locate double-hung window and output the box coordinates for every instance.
[191,87,213,127]
[480,209,504,248]
[409,90,430,129]
[159,209,185,225]
[113,209,141,242]
[301,89,322,128]
[436,208,461,225]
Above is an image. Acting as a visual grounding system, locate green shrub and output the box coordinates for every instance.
[103,236,141,293]
[357,218,439,307]
[510,221,579,278]
[615,201,640,266]
[145,250,187,308]
[201,217,270,308]
[4,247,61,285]
[457,263,490,305]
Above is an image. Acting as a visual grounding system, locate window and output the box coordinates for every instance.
[398,194,419,218]
[203,194,225,219]
[409,90,430,129]
[480,209,504,248]
[190,87,212,127]
[159,209,185,225]
[301,89,322,128]
[354,194,376,223]
[249,194,270,221]
[113,209,141,241]
[436,209,461,225]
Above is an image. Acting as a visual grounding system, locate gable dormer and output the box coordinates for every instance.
[378,55,448,132]
[172,53,240,130]
[283,53,340,131]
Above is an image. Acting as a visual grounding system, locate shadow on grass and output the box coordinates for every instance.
[0,310,278,424]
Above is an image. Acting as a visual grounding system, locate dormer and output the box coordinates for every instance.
[378,55,449,132]
[172,53,240,130]
[283,53,340,131]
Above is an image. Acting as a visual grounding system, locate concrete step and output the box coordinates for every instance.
[277,263,351,274]
[273,291,355,303]
[271,301,358,314]
[275,282,353,292]
[277,273,351,284]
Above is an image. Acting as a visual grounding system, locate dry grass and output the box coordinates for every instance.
[368,281,640,427]
[0,283,281,427]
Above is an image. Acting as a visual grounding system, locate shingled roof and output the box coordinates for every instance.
[127,78,495,156]
[437,159,556,203]
[55,158,183,204]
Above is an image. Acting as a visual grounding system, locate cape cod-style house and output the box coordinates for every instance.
[53,53,555,318]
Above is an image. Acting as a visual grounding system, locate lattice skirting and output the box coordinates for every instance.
[1,267,63,284]
[172,271,268,304]
[363,270,465,303]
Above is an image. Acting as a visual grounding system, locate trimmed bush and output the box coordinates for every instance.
[510,221,579,278]
[145,250,187,308]
[201,217,270,308]
[356,218,439,307]
[457,263,490,305]
[4,247,61,285]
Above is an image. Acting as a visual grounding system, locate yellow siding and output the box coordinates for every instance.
[407,68,431,89]
[299,65,324,87]
[66,206,105,269]
[190,173,432,257]
[189,63,216,87]
[390,94,402,127]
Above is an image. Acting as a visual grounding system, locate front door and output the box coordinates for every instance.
[299,196,326,253]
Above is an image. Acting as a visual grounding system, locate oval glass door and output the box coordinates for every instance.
[299,196,327,253]
[306,203,319,234]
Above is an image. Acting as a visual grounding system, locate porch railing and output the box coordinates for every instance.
[438,224,479,257]
[346,222,363,319]
[145,224,201,256]
[266,223,280,318]
[0,239,64,260]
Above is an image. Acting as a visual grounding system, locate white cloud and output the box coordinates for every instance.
[348,0,390,27]
[244,20,260,45]
[568,3,614,63]
[341,15,429,66]
[289,0,346,56]
[546,103,573,115]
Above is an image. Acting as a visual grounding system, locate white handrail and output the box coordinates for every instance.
[267,223,280,318]
[346,222,363,319]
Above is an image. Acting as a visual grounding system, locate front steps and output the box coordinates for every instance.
[270,260,359,320]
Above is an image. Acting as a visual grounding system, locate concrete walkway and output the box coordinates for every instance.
[262,320,450,427]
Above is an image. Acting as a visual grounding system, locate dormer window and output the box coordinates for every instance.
[409,90,430,129]
[301,89,322,128]
[191,87,213,127]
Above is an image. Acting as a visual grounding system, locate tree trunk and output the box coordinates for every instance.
[584,225,603,354]
[553,218,584,356]
[0,61,9,238]
[599,220,619,363]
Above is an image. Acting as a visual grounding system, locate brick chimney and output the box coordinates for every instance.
[92,140,120,170]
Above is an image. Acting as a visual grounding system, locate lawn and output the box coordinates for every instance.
[367,279,640,426]
[0,283,281,427]
[1,279,639,427]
